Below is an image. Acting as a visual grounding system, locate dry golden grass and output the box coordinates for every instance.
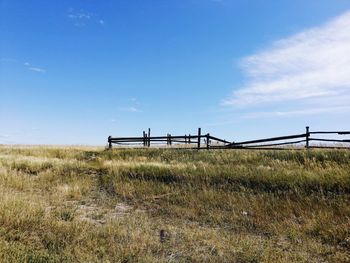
[0,145,349,262]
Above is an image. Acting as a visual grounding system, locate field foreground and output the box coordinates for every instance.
[0,146,349,262]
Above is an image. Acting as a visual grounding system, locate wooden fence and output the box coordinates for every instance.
[107,126,350,150]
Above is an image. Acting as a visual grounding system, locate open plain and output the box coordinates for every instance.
[0,146,349,262]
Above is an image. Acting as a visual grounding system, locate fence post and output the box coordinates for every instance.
[108,136,112,149]
[197,128,201,149]
[143,131,146,147]
[189,134,191,144]
[167,134,172,146]
[305,126,310,149]
[206,133,210,150]
[148,128,151,147]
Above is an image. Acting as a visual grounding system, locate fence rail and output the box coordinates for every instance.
[107,126,350,150]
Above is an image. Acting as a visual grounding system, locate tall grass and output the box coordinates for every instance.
[0,146,349,262]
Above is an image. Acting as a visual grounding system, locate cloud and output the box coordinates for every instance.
[23,62,46,73]
[67,8,105,27]
[28,67,46,73]
[243,106,350,119]
[0,59,46,73]
[119,98,142,113]
[224,10,350,114]
[2,58,47,75]
[120,107,141,113]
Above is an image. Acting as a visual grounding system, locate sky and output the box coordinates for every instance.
[1,0,350,145]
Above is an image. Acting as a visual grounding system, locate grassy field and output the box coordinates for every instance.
[0,146,349,262]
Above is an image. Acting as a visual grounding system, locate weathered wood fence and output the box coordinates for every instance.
[108,128,230,149]
[108,126,350,150]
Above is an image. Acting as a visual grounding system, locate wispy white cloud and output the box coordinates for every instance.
[120,106,141,113]
[243,106,350,119]
[224,10,350,115]
[28,67,46,73]
[23,62,46,73]
[67,8,105,27]
[119,98,142,113]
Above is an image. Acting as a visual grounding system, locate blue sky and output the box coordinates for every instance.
[1,0,350,145]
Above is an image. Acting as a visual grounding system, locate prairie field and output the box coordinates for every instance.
[0,146,349,262]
